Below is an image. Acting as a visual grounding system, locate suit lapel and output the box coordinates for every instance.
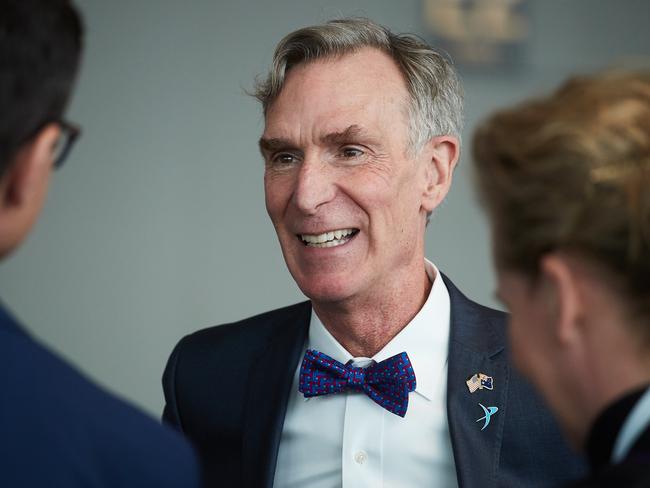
[241,301,311,488]
[443,275,508,488]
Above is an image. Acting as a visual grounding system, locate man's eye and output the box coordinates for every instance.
[340,147,364,159]
[272,153,299,165]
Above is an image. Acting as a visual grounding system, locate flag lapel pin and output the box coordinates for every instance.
[466,373,494,393]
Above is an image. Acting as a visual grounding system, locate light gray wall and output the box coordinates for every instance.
[1,0,649,416]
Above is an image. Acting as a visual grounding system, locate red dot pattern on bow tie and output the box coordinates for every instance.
[298,349,417,417]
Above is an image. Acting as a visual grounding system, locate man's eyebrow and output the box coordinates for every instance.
[258,137,294,153]
[258,125,371,153]
[320,125,366,145]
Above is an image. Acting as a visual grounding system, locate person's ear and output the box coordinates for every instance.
[0,123,60,258]
[538,254,585,347]
[3,123,60,208]
[420,135,459,213]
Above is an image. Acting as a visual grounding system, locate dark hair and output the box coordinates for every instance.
[0,0,83,176]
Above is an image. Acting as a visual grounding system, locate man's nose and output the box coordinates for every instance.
[291,157,336,215]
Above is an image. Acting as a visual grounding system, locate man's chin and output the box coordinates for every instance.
[296,278,360,306]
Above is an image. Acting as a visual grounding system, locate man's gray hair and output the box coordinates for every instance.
[253,17,464,153]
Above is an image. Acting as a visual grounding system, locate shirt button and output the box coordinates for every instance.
[354,450,368,465]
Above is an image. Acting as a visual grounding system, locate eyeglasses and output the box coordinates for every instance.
[52,120,81,169]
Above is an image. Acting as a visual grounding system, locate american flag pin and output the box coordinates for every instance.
[466,373,494,393]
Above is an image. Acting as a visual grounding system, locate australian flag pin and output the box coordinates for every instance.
[466,373,494,393]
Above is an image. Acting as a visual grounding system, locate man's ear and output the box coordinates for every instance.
[421,135,460,213]
[0,123,60,257]
[539,254,584,347]
[2,123,60,209]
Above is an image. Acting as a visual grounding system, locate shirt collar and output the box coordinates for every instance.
[308,259,451,401]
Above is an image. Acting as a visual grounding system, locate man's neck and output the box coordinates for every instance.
[312,266,433,357]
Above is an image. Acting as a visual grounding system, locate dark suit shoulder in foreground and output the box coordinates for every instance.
[0,305,201,488]
[568,388,650,488]
[571,444,650,487]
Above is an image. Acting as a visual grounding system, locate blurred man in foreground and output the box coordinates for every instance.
[473,71,650,486]
[163,18,585,487]
[0,1,201,485]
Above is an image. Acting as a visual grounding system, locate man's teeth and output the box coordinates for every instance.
[300,228,356,247]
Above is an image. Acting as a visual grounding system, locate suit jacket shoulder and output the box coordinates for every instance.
[163,301,311,410]
[169,301,310,364]
[0,305,201,488]
[163,301,311,487]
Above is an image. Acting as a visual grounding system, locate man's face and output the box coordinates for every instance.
[261,48,434,305]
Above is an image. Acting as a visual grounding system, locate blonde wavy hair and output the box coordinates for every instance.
[473,71,650,327]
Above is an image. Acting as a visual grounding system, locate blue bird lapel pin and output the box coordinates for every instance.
[476,403,499,431]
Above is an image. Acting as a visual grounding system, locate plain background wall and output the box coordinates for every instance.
[1,0,649,416]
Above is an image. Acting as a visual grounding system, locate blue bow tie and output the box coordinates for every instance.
[298,349,416,417]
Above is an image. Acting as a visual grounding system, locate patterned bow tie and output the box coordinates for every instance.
[298,349,416,417]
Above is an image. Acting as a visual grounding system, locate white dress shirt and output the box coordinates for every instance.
[273,260,458,488]
[612,386,650,463]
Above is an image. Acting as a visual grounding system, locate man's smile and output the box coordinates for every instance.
[298,228,359,248]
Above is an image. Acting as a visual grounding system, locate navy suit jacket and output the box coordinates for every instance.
[163,275,588,487]
[0,303,202,487]
[569,388,650,487]
[570,427,650,487]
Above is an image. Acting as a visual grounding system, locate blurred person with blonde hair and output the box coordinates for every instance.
[473,71,650,486]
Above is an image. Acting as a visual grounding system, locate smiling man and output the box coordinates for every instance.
[162,18,586,487]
